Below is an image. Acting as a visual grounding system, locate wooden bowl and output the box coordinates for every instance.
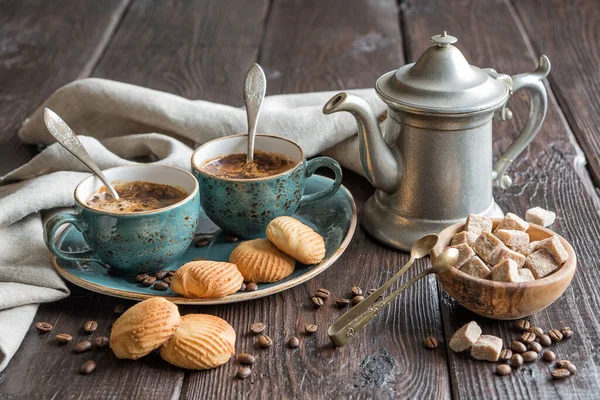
[431,219,577,320]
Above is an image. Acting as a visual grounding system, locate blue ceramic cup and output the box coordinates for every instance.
[44,165,200,275]
[191,134,342,238]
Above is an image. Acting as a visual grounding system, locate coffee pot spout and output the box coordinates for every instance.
[323,93,400,193]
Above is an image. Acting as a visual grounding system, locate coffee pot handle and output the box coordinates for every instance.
[486,55,551,189]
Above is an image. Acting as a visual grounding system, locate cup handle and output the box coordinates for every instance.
[299,156,343,207]
[44,213,99,263]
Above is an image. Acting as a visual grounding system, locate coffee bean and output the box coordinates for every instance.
[352,295,365,305]
[80,360,96,375]
[114,304,126,314]
[542,350,556,362]
[239,282,247,292]
[237,353,256,365]
[526,326,544,336]
[74,341,92,353]
[84,320,98,333]
[154,270,169,280]
[250,322,266,335]
[521,332,536,344]
[367,288,377,296]
[538,334,552,347]
[142,276,156,287]
[549,329,563,342]
[496,364,512,376]
[556,359,571,368]
[315,288,330,299]
[236,366,251,379]
[134,273,149,283]
[511,353,524,368]
[153,281,169,291]
[517,319,530,331]
[304,324,318,335]
[557,360,577,375]
[56,333,72,344]
[287,337,300,349]
[246,282,258,292]
[529,342,542,353]
[34,322,53,333]
[163,277,172,285]
[522,351,538,363]
[195,238,209,247]
[335,298,350,307]
[423,336,438,349]
[560,327,573,339]
[510,340,527,353]
[225,234,239,243]
[312,296,324,308]
[167,270,176,277]
[552,369,571,380]
[351,286,363,296]
[499,349,512,361]
[258,335,273,348]
[95,336,109,348]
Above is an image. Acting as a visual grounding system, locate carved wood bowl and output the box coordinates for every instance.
[431,219,577,320]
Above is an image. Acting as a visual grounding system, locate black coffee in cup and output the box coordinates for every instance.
[200,151,295,179]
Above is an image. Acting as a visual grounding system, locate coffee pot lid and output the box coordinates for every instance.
[375,32,509,114]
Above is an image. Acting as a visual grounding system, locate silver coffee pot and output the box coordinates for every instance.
[323,32,550,250]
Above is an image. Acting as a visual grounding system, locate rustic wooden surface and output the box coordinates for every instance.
[0,0,599,399]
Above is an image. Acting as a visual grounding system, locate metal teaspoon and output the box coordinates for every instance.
[244,63,267,164]
[43,108,120,200]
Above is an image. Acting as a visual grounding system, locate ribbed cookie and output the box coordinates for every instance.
[171,261,244,298]
[229,238,295,283]
[160,314,236,370]
[110,297,181,359]
[266,216,326,264]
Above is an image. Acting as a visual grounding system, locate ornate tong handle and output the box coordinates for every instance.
[485,55,551,189]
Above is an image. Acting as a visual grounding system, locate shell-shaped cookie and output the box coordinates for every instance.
[160,314,236,370]
[171,261,244,299]
[266,216,326,264]
[110,297,181,360]
[229,238,295,283]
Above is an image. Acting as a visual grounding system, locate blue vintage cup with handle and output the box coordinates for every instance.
[191,134,342,238]
[44,165,200,276]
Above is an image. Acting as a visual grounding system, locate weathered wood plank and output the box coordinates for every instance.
[0,0,130,176]
[402,0,600,397]
[511,0,600,188]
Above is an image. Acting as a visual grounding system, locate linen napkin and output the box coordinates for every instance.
[0,78,385,372]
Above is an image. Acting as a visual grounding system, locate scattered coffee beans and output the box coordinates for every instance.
[312,296,324,308]
[352,296,365,305]
[521,332,536,344]
[526,326,544,336]
[556,360,570,368]
[250,322,266,335]
[134,273,149,283]
[142,276,156,287]
[80,360,96,375]
[154,270,169,280]
[195,238,209,247]
[225,235,239,243]
[287,337,300,349]
[95,336,109,348]
[511,340,527,353]
[167,270,176,277]
[315,288,330,300]
[74,341,92,353]
[114,304,126,314]
[246,282,258,292]
[517,319,530,331]
[557,360,577,374]
[499,349,512,361]
[56,333,72,344]
[496,364,512,376]
[153,281,169,291]
[163,277,172,285]
[511,353,524,368]
[549,329,563,342]
[424,336,438,349]
[551,369,571,380]
[34,322,53,333]
[239,282,247,292]
[542,350,556,362]
[237,353,256,365]
[304,324,318,335]
[538,334,552,347]
[83,320,98,333]
[335,298,350,307]
[351,286,363,296]
[529,342,542,353]
[522,351,538,363]
[367,288,377,296]
[236,366,251,379]
[258,335,273,348]
[560,327,573,339]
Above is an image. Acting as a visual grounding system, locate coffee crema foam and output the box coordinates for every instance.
[86,181,188,213]
[200,151,296,179]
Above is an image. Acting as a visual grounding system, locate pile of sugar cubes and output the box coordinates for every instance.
[448,207,568,282]
[449,321,501,361]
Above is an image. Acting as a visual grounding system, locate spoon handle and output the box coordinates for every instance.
[244,64,266,164]
[43,108,120,200]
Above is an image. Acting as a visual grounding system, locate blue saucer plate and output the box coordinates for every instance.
[51,175,357,305]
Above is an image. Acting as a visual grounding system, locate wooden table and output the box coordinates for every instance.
[1,0,599,398]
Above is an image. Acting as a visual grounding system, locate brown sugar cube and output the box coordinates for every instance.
[537,235,568,264]
[517,268,535,282]
[519,240,541,256]
[472,232,505,265]
[494,229,530,250]
[491,259,520,282]
[448,244,475,269]
[451,231,479,246]
[449,321,482,352]
[471,335,503,362]
[464,214,493,236]
[525,207,556,227]
[495,247,526,267]
[495,213,530,232]
[524,249,560,279]
[460,256,492,279]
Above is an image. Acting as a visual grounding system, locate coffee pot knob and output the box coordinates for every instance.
[430,31,458,47]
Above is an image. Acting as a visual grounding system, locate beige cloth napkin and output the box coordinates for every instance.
[0,78,385,372]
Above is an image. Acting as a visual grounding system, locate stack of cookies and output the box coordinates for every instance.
[170,216,326,299]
